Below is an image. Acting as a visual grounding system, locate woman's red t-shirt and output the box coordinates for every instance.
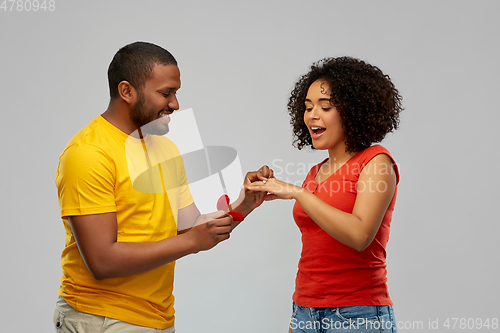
[292,145,399,307]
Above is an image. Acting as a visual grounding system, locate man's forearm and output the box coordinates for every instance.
[88,233,196,280]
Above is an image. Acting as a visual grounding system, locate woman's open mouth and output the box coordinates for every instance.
[310,126,326,139]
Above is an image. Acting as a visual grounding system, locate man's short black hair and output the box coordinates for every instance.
[107,42,178,99]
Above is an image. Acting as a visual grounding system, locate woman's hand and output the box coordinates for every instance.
[228,165,275,217]
[246,177,304,201]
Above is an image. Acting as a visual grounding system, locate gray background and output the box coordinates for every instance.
[1,1,499,332]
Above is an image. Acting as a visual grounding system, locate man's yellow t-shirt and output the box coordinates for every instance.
[56,115,193,329]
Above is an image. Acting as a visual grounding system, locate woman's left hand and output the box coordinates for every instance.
[246,177,303,201]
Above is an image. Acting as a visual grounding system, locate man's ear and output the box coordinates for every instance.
[117,81,137,105]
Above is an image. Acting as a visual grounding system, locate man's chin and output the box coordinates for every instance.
[140,120,169,136]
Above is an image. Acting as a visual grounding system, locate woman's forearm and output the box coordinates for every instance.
[293,189,369,251]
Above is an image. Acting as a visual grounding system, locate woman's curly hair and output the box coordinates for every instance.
[288,57,403,153]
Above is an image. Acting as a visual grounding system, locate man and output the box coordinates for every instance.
[53,41,270,332]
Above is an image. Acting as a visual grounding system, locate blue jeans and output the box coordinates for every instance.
[290,302,397,333]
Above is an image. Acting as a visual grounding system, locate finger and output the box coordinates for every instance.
[246,184,265,191]
[261,166,274,179]
[229,218,238,230]
[214,216,233,226]
[245,170,265,183]
[243,184,266,193]
[206,210,227,219]
[217,225,233,235]
[258,165,269,172]
[258,165,271,178]
[244,171,257,183]
[248,180,265,187]
[257,174,268,181]
[217,233,230,243]
[264,194,280,201]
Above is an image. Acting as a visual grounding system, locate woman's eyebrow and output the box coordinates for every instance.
[305,98,330,102]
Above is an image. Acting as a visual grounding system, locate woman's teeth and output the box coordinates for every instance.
[311,126,324,134]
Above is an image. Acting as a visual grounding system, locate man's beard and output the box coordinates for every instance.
[130,91,169,136]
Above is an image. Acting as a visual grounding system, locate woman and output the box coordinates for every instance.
[247,57,403,332]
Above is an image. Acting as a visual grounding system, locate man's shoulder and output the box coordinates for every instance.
[63,115,100,145]
[61,116,124,158]
[56,119,118,188]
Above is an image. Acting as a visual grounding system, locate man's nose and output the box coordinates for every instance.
[169,95,179,110]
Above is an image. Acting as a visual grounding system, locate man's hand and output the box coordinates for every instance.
[186,213,233,252]
[69,210,233,280]
[232,165,274,215]
[246,165,274,183]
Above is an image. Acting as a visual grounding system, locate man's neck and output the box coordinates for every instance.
[102,100,136,135]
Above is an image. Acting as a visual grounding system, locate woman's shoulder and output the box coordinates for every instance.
[362,144,391,155]
[353,145,399,183]
[354,145,394,163]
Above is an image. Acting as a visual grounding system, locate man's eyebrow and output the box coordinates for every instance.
[158,86,179,91]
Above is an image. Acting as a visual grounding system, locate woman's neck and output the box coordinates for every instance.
[327,142,355,166]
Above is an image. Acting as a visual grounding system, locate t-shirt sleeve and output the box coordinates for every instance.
[56,143,116,218]
[176,153,194,209]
